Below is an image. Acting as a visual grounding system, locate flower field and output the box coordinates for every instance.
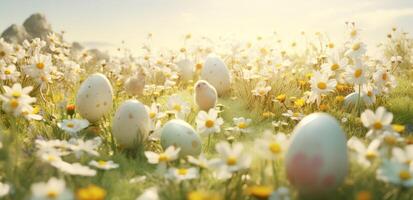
[0,22,412,200]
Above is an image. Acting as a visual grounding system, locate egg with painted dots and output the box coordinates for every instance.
[76,73,113,123]
[160,119,202,157]
[112,100,150,148]
[285,113,348,194]
[200,55,231,96]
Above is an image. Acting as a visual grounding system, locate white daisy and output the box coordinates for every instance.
[344,61,368,85]
[89,160,119,170]
[360,107,393,138]
[57,119,89,135]
[282,110,304,121]
[255,131,289,160]
[226,117,252,134]
[196,108,224,136]
[345,41,367,59]
[166,95,190,119]
[377,159,413,187]
[166,167,199,182]
[252,80,271,97]
[30,177,73,200]
[308,71,337,105]
[347,136,381,168]
[0,63,20,82]
[209,141,251,179]
[144,146,180,172]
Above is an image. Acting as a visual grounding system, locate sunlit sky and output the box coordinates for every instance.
[1,0,413,53]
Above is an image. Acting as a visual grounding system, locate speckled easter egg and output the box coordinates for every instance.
[160,119,202,157]
[285,113,348,194]
[200,55,231,96]
[176,59,194,82]
[112,100,150,148]
[76,73,113,122]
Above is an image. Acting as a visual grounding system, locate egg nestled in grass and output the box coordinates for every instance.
[285,113,348,194]
[112,100,150,149]
[76,73,113,123]
[200,55,231,96]
[160,119,202,157]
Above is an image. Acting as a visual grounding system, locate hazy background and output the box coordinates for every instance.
[1,0,412,53]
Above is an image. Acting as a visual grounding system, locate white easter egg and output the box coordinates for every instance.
[200,55,231,96]
[285,113,348,194]
[160,119,202,157]
[344,92,364,110]
[76,73,113,122]
[112,100,150,148]
[176,59,194,82]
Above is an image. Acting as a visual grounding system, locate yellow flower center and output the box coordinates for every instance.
[384,136,397,145]
[367,91,373,97]
[354,69,363,78]
[158,153,168,162]
[351,30,357,37]
[47,155,56,162]
[352,43,361,51]
[149,112,156,119]
[178,168,188,176]
[36,62,45,70]
[260,48,268,55]
[173,104,181,112]
[276,94,286,103]
[47,190,58,199]
[66,123,75,128]
[331,63,339,71]
[0,51,5,57]
[4,69,11,75]
[226,156,237,166]
[373,122,383,130]
[328,42,335,49]
[238,122,247,129]
[293,112,300,117]
[205,120,215,128]
[269,142,281,154]
[98,160,107,167]
[365,151,377,160]
[399,170,411,181]
[10,99,19,108]
[12,91,21,98]
[317,82,327,90]
[258,89,266,96]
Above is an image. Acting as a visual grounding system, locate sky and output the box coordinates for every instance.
[0,0,413,53]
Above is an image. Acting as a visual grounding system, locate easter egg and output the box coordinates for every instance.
[176,59,194,82]
[285,113,348,194]
[112,100,150,148]
[344,92,364,110]
[160,119,202,157]
[76,73,113,122]
[200,55,231,96]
